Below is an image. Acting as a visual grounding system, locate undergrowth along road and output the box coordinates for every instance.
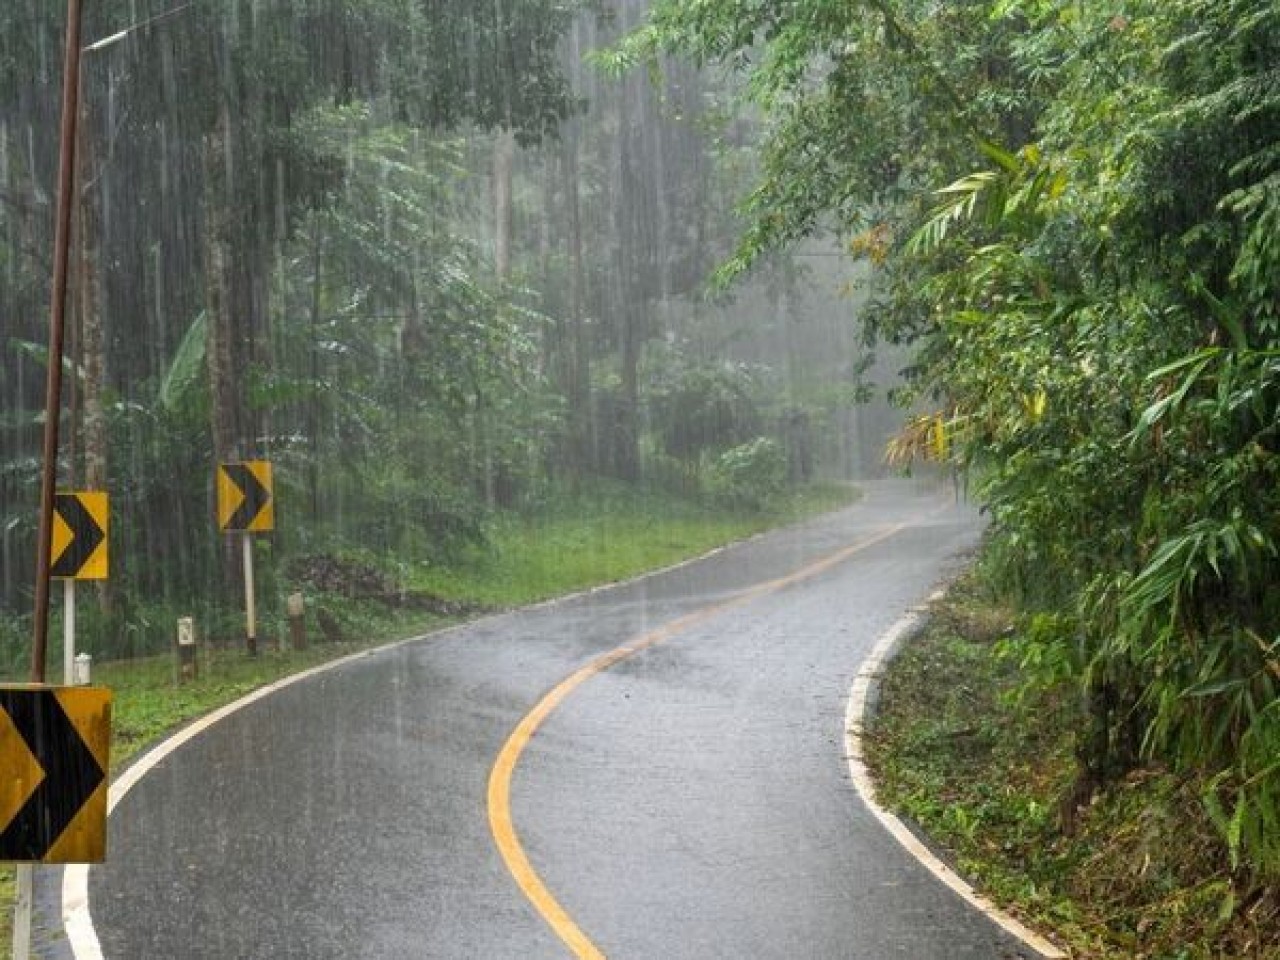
[864,572,1280,960]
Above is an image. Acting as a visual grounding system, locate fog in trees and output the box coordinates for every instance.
[0,0,913,668]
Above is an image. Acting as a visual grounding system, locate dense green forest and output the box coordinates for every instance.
[1,1,894,663]
[612,0,1279,886]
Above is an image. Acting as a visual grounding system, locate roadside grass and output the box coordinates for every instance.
[0,481,859,953]
[0,875,8,954]
[410,481,860,607]
[864,573,1280,960]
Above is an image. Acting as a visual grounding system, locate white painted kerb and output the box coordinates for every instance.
[60,635,429,960]
[844,596,1068,960]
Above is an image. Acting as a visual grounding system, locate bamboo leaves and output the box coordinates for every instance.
[158,312,208,415]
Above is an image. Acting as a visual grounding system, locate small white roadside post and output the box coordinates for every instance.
[74,652,92,686]
[177,616,197,681]
[285,592,305,651]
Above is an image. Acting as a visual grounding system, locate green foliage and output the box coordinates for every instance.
[867,578,1280,958]
[157,312,209,416]
[261,107,567,558]
[704,436,787,511]
[379,0,591,143]
[647,351,766,462]
[608,0,1038,286]
[919,0,1278,872]
[408,478,855,606]
[0,614,26,679]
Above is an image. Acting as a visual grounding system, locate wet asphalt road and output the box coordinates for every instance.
[79,479,1045,959]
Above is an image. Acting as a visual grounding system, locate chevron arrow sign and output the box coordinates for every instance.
[51,491,109,580]
[0,687,111,863]
[217,461,274,532]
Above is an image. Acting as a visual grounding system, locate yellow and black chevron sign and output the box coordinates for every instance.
[0,686,111,863]
[217,461,274,532]
[51,491,109,581]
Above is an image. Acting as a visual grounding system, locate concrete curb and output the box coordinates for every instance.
[843,592,1068,960]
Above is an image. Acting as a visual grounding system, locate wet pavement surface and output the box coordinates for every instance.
[74,479,1047,959]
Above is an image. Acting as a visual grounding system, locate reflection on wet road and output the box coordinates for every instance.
[81,480,1046,959]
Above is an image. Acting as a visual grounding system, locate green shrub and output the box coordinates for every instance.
[705,437,787,511]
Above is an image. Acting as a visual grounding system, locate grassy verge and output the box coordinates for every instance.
[0,482,859,952]
[0,874,8,952]
[409,482,860,608]
[864,572,1280,960]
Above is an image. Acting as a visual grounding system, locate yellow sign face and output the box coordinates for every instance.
[0,686,111,863]
[217,461,274,532]
[51,491,109,580]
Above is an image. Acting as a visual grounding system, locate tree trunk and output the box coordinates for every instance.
[307,218,323,522]
[77,103,111,614]
[202,106,237,468]
[483,127,518,502]
[611,32,642,483]
[493,128,516,282]
[563,117,591,485]
[617,299,641,482]
[77,112,106,495]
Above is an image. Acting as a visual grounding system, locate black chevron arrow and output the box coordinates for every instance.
[0,690,105,860]
[224,463,271,530]
[51,494,105,579]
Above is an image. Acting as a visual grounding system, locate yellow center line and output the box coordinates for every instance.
[487,512,940,957]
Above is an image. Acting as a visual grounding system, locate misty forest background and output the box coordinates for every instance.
[1,0,906,667]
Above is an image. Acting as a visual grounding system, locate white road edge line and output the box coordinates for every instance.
[60,630,436,960]
[843,592,1068,960]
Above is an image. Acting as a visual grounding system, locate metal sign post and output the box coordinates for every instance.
[51,490,109,685]
[217,462,273,656]
[242,532,257,656]
[18,0,83,953]
[18,487,108,956]
[15,2,181,953]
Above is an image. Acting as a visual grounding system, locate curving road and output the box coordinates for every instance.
[61,479,1048,959]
